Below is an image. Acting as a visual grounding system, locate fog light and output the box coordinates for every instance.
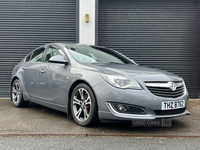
[117,104,128,112]
[110,102,146,115]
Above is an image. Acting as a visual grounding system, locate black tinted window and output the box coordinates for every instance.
[29,47,45,62]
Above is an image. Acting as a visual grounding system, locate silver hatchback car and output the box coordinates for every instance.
[11,43,190,127]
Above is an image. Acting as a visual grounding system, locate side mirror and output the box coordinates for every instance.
[49,55,68,65]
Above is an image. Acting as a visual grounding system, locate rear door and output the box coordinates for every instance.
[21,47,45,98]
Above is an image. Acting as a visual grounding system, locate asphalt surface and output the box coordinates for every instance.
[0,136,200,150]
[0,98,200,136]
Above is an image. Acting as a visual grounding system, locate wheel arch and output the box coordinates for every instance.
[67,79,99,119]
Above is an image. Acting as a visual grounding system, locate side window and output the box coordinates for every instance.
[45,46,65,62]
[29,47,45,62]
[25,52,32,62]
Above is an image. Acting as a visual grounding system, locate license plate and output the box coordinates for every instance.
[132,119,172,127]
[161,100,185,110]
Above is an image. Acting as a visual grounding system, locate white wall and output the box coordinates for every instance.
[79,0,96,45]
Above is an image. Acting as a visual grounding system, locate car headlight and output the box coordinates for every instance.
[100,74,142,90]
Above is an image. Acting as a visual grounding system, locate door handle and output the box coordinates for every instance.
[40,69,45,73]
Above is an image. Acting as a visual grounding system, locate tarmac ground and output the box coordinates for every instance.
[0,98,200,137]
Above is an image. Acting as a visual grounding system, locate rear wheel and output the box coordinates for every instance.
[11,79,29,107]
[71,83,98,127]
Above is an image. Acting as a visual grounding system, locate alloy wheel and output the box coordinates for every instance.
[72,88,92,122]
[12,81,21,105]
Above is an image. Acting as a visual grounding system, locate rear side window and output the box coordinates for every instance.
[28,47,45,62]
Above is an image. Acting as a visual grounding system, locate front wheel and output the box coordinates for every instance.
[11,79,29,107]
[71,83,98,127]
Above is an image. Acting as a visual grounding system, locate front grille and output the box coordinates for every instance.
[145,81,185,98]
[154,108,186,115]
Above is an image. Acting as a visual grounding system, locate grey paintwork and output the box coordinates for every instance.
[11,43,190,122]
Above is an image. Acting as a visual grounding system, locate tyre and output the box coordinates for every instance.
[71,83,98,127]
[11,79,29,107]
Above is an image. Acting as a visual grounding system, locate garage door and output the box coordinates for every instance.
[0,0,77,97]
[98,0,200,98]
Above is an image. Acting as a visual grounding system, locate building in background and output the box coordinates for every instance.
[0,0,199,98]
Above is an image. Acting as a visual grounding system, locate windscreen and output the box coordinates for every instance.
[66,45,135,64]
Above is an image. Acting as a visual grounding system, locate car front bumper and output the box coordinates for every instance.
[92,81,190,122]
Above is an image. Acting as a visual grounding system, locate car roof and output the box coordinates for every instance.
[46,42,89,46]
[43,43,107,50]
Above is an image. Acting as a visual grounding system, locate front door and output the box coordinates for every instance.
[37,45,69,105]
